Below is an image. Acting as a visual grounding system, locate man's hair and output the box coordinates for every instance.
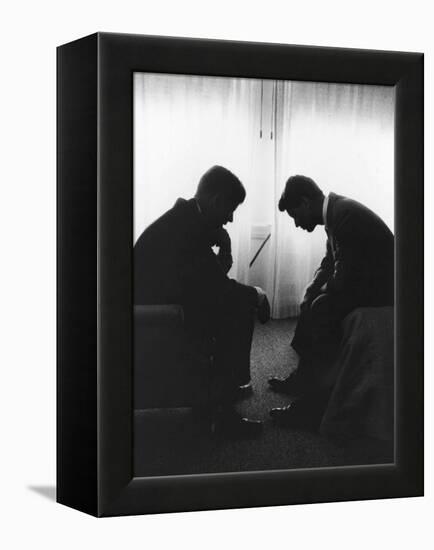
[195,165,246,204]
[278,175,324,211]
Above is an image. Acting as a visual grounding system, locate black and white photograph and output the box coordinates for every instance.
[3,0,431,545]
[133,72,396,477]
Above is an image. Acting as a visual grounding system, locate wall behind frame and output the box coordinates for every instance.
[2,1,432,549]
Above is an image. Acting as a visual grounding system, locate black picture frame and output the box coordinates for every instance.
[57,32,424,517]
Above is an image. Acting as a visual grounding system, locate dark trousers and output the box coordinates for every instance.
[291,293,358,394]
[185,292,256,411]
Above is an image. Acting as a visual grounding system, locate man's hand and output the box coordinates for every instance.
[300,288,318,313]
[255,286,271,324]
[214,228,233,274]
[299,295,312,313]
[218,252,233,274]
[213,227,232,254]
[300,283,328,313]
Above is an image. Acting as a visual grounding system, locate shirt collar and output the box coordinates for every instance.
[322,194,330,230]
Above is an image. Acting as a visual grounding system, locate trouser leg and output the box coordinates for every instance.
[291,306,313,359]
[291,293,355,392]
[211,301,256,407]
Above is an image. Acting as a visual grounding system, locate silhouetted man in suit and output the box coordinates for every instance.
[268,175,394,428]
[134,165,270,437]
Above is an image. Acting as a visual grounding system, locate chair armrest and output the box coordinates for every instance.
[134,304,184,329]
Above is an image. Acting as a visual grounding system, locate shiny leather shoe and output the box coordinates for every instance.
[212,410,263,439]
[235,381,253,400]
[270,400,324,430]
[269,403,306,428]
[268,375,303,396]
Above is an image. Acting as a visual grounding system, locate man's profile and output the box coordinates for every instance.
[134,165,270,437]
[268,175,394,428]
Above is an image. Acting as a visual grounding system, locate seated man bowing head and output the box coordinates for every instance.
[268,175,394,428]
[134,165,270,438]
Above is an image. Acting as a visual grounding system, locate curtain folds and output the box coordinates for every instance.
[270,81,395,318]
[134,73,261,287]
[134,73,395,318]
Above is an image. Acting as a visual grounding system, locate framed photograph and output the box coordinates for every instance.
[57,32,423,516]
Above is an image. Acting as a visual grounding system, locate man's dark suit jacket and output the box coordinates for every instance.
[134,198,257,334]
[307,192,394,307]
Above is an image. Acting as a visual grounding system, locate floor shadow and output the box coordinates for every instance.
[28,485,56,502]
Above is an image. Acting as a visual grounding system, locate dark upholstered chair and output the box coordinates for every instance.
[134,305,213,410]
[320,306,394,441]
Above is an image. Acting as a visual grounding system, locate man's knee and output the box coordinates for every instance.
[222,294,256,324]
[310,293,333,317]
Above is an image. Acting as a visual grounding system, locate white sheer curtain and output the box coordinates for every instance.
[134,74,395,318]
[268,81,395,318]
[134,73,262,285]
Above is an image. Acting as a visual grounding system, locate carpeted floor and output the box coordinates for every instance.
[134,318,393,477]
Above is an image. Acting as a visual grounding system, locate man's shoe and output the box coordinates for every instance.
[235,380,253,400]
[269,403,305,427]
[270,400,322,430]
[257,295,271,324]
[212,410,263,439]
[268,375,304,397]
[268,376,291,392]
